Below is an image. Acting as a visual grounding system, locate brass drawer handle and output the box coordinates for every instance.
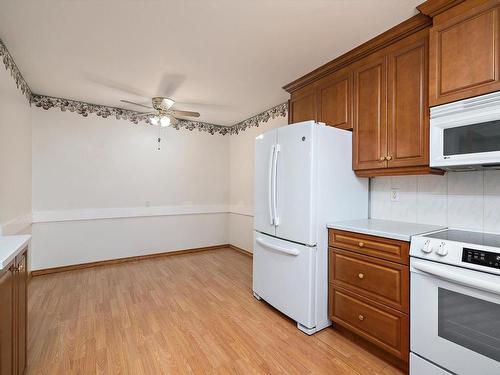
[358,314,365,321]
[380,156,386,161]
[18,263,24,272]
[386,155,392,161]
[358,273,364,279]
[358,242,364,248]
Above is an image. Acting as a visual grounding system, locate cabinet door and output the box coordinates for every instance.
[429,0,500,106]
[316,68,353,130]
[0,265,14,375]
[387,30,429,168]
[352,52,387,170]
[289,86,316,124]
[16,251,27,375]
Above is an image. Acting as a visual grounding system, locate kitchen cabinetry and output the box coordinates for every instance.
[288,68,352,129]
[353,29,434,175]
[289,85,317,124]
[316,67,353,130]
[0,247,28,375]
[352,51,387,171]
[284,14,442,177]
[328,229,410,367]
[420,0,500,106]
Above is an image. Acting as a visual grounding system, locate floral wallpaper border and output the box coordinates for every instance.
[0,39,32,101]
[1,38,287,135]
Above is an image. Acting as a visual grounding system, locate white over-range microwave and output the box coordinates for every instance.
[430,91,500,171]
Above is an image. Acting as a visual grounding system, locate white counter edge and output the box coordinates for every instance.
[0,235,31,270]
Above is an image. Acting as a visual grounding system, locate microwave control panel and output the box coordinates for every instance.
[462,248,500,269]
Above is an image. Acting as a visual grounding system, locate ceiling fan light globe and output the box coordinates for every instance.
[150,116,159,126]
[160,116,171,127]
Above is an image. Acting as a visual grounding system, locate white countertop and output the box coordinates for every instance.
[0,235,31,270]
[327,219,446,242]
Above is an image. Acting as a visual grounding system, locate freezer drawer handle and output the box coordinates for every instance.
[412,259,500,296]
[256,237,300,256]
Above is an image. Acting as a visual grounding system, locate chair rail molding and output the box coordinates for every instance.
[0,213,32,236]
[32,205,230,224]
[1,38,287,135]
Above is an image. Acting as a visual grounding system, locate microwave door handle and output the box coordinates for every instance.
[268,145,275,225]
[412,259,500,296]
[256,237,299,256]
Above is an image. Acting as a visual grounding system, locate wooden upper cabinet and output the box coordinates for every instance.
[387,29,429,168]
[289,86,316,124]
[429,0,500,106]
[283,13,442,176]
[352,52,387,170]
[316,68,353,130]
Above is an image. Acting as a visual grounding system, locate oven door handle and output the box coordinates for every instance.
[412,259,500,296]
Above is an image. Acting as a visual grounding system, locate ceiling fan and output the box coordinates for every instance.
[121,96,201,127]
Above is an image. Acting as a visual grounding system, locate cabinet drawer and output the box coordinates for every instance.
[329,248,409,312]
[329,286,409,361]
[329,229,409,264]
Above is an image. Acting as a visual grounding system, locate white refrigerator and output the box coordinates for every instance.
[253,121,368,335]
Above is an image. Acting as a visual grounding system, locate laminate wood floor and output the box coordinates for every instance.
[27,248,404,374]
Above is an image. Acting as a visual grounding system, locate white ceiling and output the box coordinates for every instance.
[0,0,422,125]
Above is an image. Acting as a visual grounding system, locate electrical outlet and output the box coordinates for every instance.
[390,189,400,202]
[145,201,151,207]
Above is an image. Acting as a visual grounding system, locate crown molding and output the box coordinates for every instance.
[0,38,287,135]
[417,0,466,17]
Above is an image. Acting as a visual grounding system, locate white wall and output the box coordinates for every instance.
[228,116,287,251]
[31,108,230,270]
[370,171,500,232]
[0,66,32,235]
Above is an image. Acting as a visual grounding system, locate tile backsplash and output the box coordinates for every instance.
[370,171,500,233]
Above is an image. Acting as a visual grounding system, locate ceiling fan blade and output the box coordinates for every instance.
[120,100,153,110]
[133,111,156,117]
[169,110,200,118]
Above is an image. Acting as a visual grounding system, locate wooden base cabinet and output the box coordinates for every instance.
[0,248,28,375]
[328,229,410,368]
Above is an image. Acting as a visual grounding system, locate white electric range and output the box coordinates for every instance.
[410,229,500,375]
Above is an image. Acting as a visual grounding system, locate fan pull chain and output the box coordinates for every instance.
[157,124,161,150]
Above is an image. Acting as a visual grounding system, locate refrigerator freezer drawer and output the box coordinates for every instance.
[253,232,316,328]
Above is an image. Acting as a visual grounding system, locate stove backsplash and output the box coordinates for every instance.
[370,170,500,233]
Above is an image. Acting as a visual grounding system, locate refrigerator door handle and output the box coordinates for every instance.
[268,144,276,225]
[256,236,299,256]
[272,144,280,226]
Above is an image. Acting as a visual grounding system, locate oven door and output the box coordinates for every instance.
[411,258,500,375]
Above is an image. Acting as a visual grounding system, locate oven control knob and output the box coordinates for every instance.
[421,240,432,253]
[435,242,448,257]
